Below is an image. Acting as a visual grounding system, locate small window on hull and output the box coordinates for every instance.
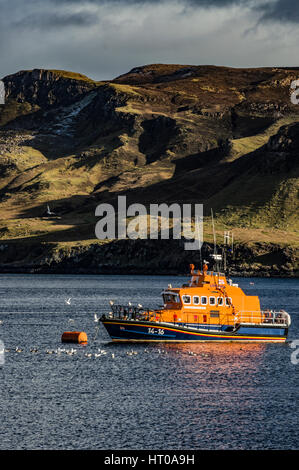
[201,296,207,305]
[217,297,223,306]
[209,297,216,305]
[193,296,200,305]
[210,312,220,318]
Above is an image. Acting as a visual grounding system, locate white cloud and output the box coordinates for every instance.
[0,0,298,80]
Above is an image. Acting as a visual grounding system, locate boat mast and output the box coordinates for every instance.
[223,230,234,274]
[196,215,203,271]
[211,209,220,273]
[211,209,216,254]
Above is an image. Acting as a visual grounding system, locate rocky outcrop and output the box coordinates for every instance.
[3,69,96,108]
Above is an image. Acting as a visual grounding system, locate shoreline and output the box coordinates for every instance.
[0,238,298,278]
[0,267,298,278]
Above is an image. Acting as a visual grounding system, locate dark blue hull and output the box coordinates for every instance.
[101,319,288,342]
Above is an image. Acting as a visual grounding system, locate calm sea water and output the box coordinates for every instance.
[0,274,298,450]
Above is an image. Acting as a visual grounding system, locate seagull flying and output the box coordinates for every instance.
[46,204,55,216]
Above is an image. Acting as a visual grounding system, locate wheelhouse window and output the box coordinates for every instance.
[217,297,224,306]
[209,297,216,306]
[225,297,232,306]
[201,296,207,305]
[182,295,191,304]
[163,293,180,304]
[193,296,200,305]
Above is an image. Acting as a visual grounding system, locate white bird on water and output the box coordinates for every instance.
[94,314,99,323]
[66,348,76,356]
[65,298,71,305]
[98,349,107,355]
[127,350,137,356]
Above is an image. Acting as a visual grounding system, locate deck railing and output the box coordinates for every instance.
[108,304,151,320]
[234,310,290,327]
[106,305,290,328]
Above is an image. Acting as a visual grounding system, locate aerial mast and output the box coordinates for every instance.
[210,209,222,273]
[223,230,234,273]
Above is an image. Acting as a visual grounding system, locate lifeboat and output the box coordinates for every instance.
[100,263,291,343]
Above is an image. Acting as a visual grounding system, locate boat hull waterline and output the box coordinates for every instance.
[101,319,288,343]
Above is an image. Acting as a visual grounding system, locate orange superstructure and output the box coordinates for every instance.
[151,264,262,327]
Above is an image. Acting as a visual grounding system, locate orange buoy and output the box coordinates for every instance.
[61,331,88,344]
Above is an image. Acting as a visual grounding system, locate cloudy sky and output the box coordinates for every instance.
[0,0,298,80]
